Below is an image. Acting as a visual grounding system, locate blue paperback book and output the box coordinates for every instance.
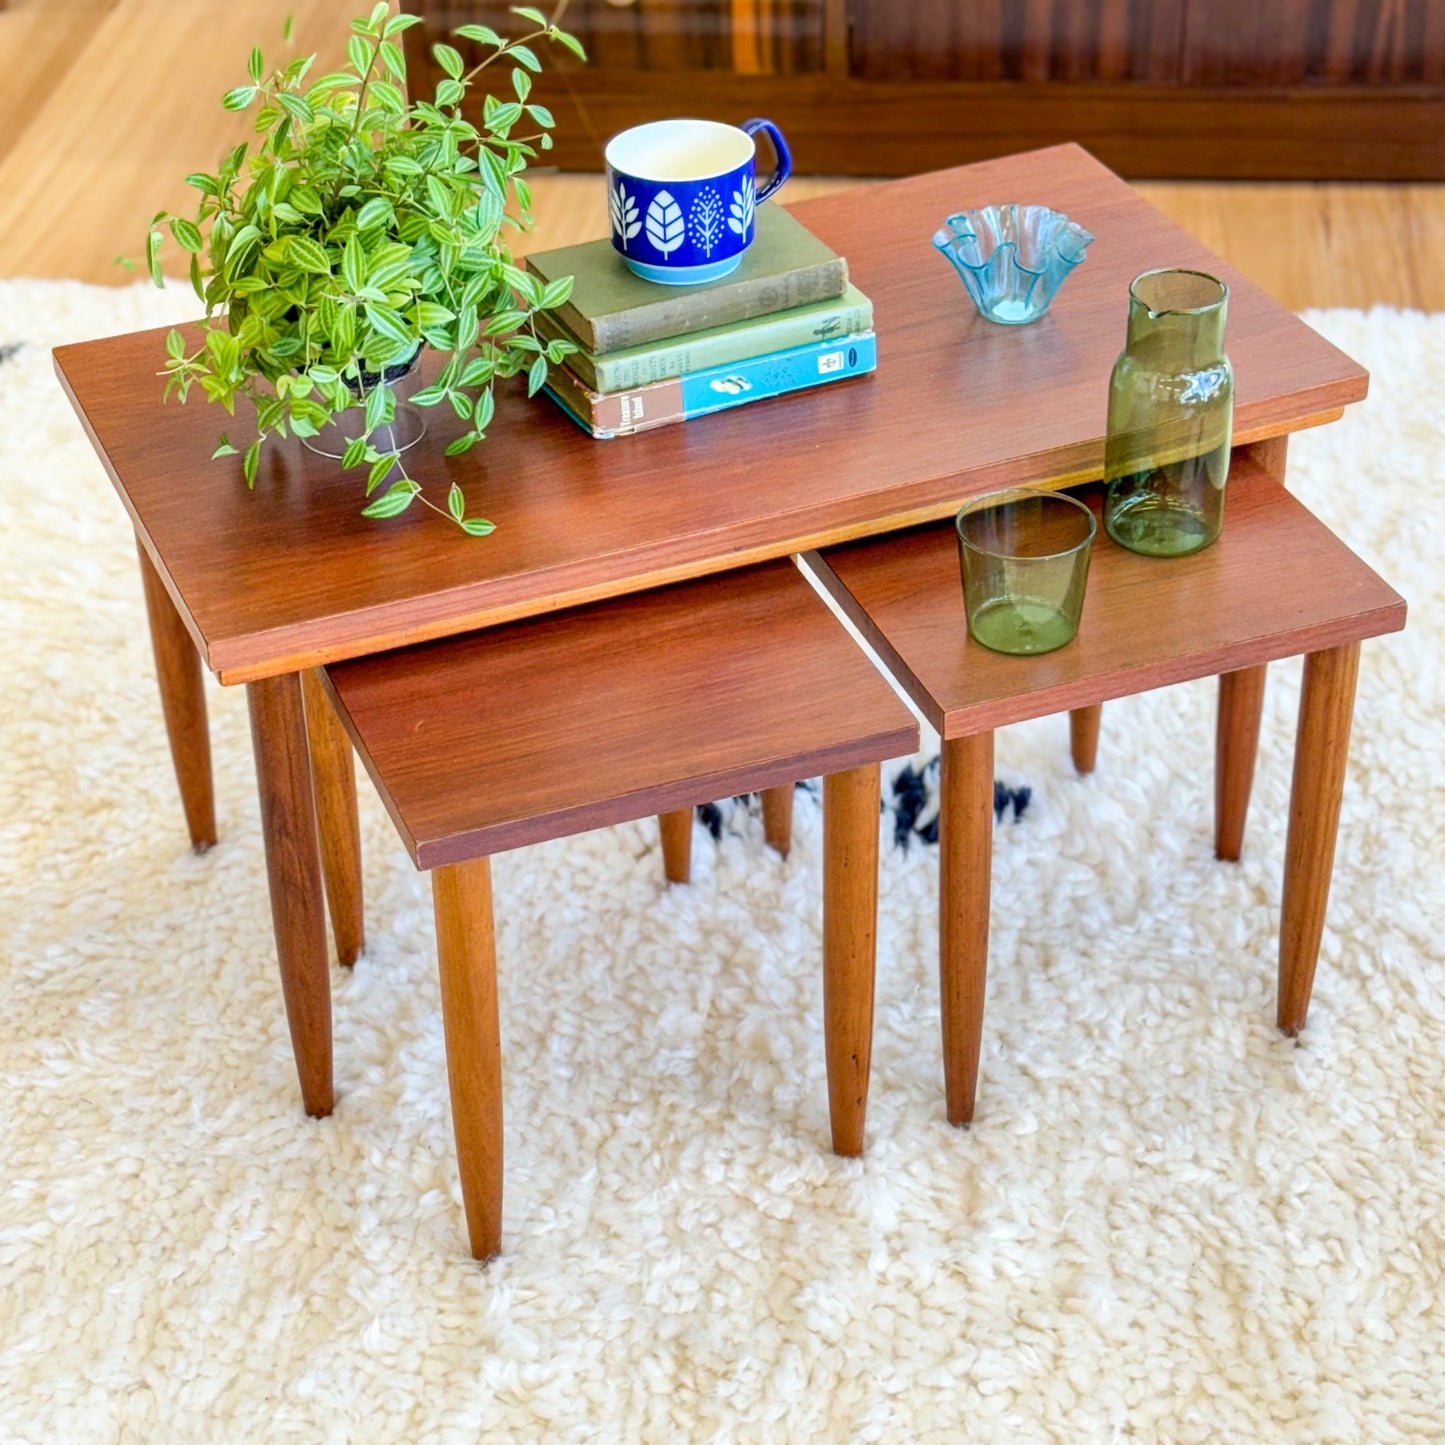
[545,331,877,439]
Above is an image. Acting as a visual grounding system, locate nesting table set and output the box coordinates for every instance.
[56,144,1404,1259]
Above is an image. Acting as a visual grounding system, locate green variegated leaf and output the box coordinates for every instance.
[347,34,371,74]
[242,439,261,488]
[360,478,420,518]
[511,269,544,307]
[526,353,548,397]
[507,45,540,73]
[444,434,476,457]
[552,30,587,62]
[366,452,396,494]
[368,260,412,293]
[435,78,464,108]
[276,92,314,124]
[454,24,501,46]
[206,329,241,374]
[354,196,393,231]
[526,103,555,129]
[308,70,357,97]
[415,301,455,329]
[379,40,406,79]
[363,379,393,431]
[370,81,407,113]
[461,357,495,389]
[222,85,257,111]
[455,308,481,351]
[433,42,464,79]
[146,229,164,286]
[447,482,465,522]
[487,101,523,132]
[511,67,531,102]
[342,237,365,292]
[481,308,526,336]
[460,518,495,536]
[539,275,573,308]
[424,173,452,217]
[341,435,368,469]
[285,235,332,274]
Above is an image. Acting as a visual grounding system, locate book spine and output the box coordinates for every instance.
[591,291,874,392]
[589,256,850,355]
[547,333,877,439]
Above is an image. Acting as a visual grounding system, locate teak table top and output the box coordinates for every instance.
[321,560,918,870]
[807,464,1406,741]
[54,144,1367,685]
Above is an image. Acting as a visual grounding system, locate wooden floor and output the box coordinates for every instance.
[0,0,1441,309]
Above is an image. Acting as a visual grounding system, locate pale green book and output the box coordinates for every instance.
[539,284,874,393]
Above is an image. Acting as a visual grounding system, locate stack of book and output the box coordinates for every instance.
[524,205,875,439]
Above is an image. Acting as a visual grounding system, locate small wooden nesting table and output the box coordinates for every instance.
[319,560,917,1257]
[54,143,1372,1119]
[809,471,1406,1124]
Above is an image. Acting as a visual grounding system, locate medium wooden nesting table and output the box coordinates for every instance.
[55,143,1371,1120]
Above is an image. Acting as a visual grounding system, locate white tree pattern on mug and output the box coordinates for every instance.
[689,187,725,257]
[645,191,686,258]
[728,177,755,237]
[610,180,640,251]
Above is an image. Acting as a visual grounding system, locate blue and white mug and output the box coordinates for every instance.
[604,117,792,286]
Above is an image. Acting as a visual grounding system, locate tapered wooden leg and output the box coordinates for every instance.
[1278,643,1360,1036]
[1069,705,1102,775]
[432,858,503,1262]
[822,764,880,1157]
[761,783,795,857]
[300,669,365,967]
[659,807,693,884]
[939,731,994,1126]
[246,673,333,1118]
[1215,664,1268,861]
[136,540,216,852]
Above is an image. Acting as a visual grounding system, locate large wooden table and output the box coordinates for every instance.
[54,144,1367,1119]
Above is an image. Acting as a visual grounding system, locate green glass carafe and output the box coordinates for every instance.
[1104,269,1233,557]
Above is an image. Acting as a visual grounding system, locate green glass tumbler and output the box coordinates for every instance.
[1104,268,1233,558]
[956,488,1095,656]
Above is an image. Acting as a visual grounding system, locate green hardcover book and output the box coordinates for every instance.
[524,204,848,355]
[539,284,874,393]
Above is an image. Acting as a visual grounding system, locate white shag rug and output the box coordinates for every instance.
[1,282,1442,1444]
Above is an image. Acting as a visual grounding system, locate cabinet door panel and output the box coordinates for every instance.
[421,0,826,74]
[1182,0,1445,84]
[849,0,1184,82]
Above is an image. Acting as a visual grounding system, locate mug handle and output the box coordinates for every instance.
[741,118,791,204]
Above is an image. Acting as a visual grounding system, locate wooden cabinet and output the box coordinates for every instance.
[401,0,1445,178]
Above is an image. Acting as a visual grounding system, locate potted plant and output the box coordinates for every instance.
[148,3,585,535]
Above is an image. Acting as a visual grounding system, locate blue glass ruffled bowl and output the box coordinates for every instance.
[932,204,1094,325]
